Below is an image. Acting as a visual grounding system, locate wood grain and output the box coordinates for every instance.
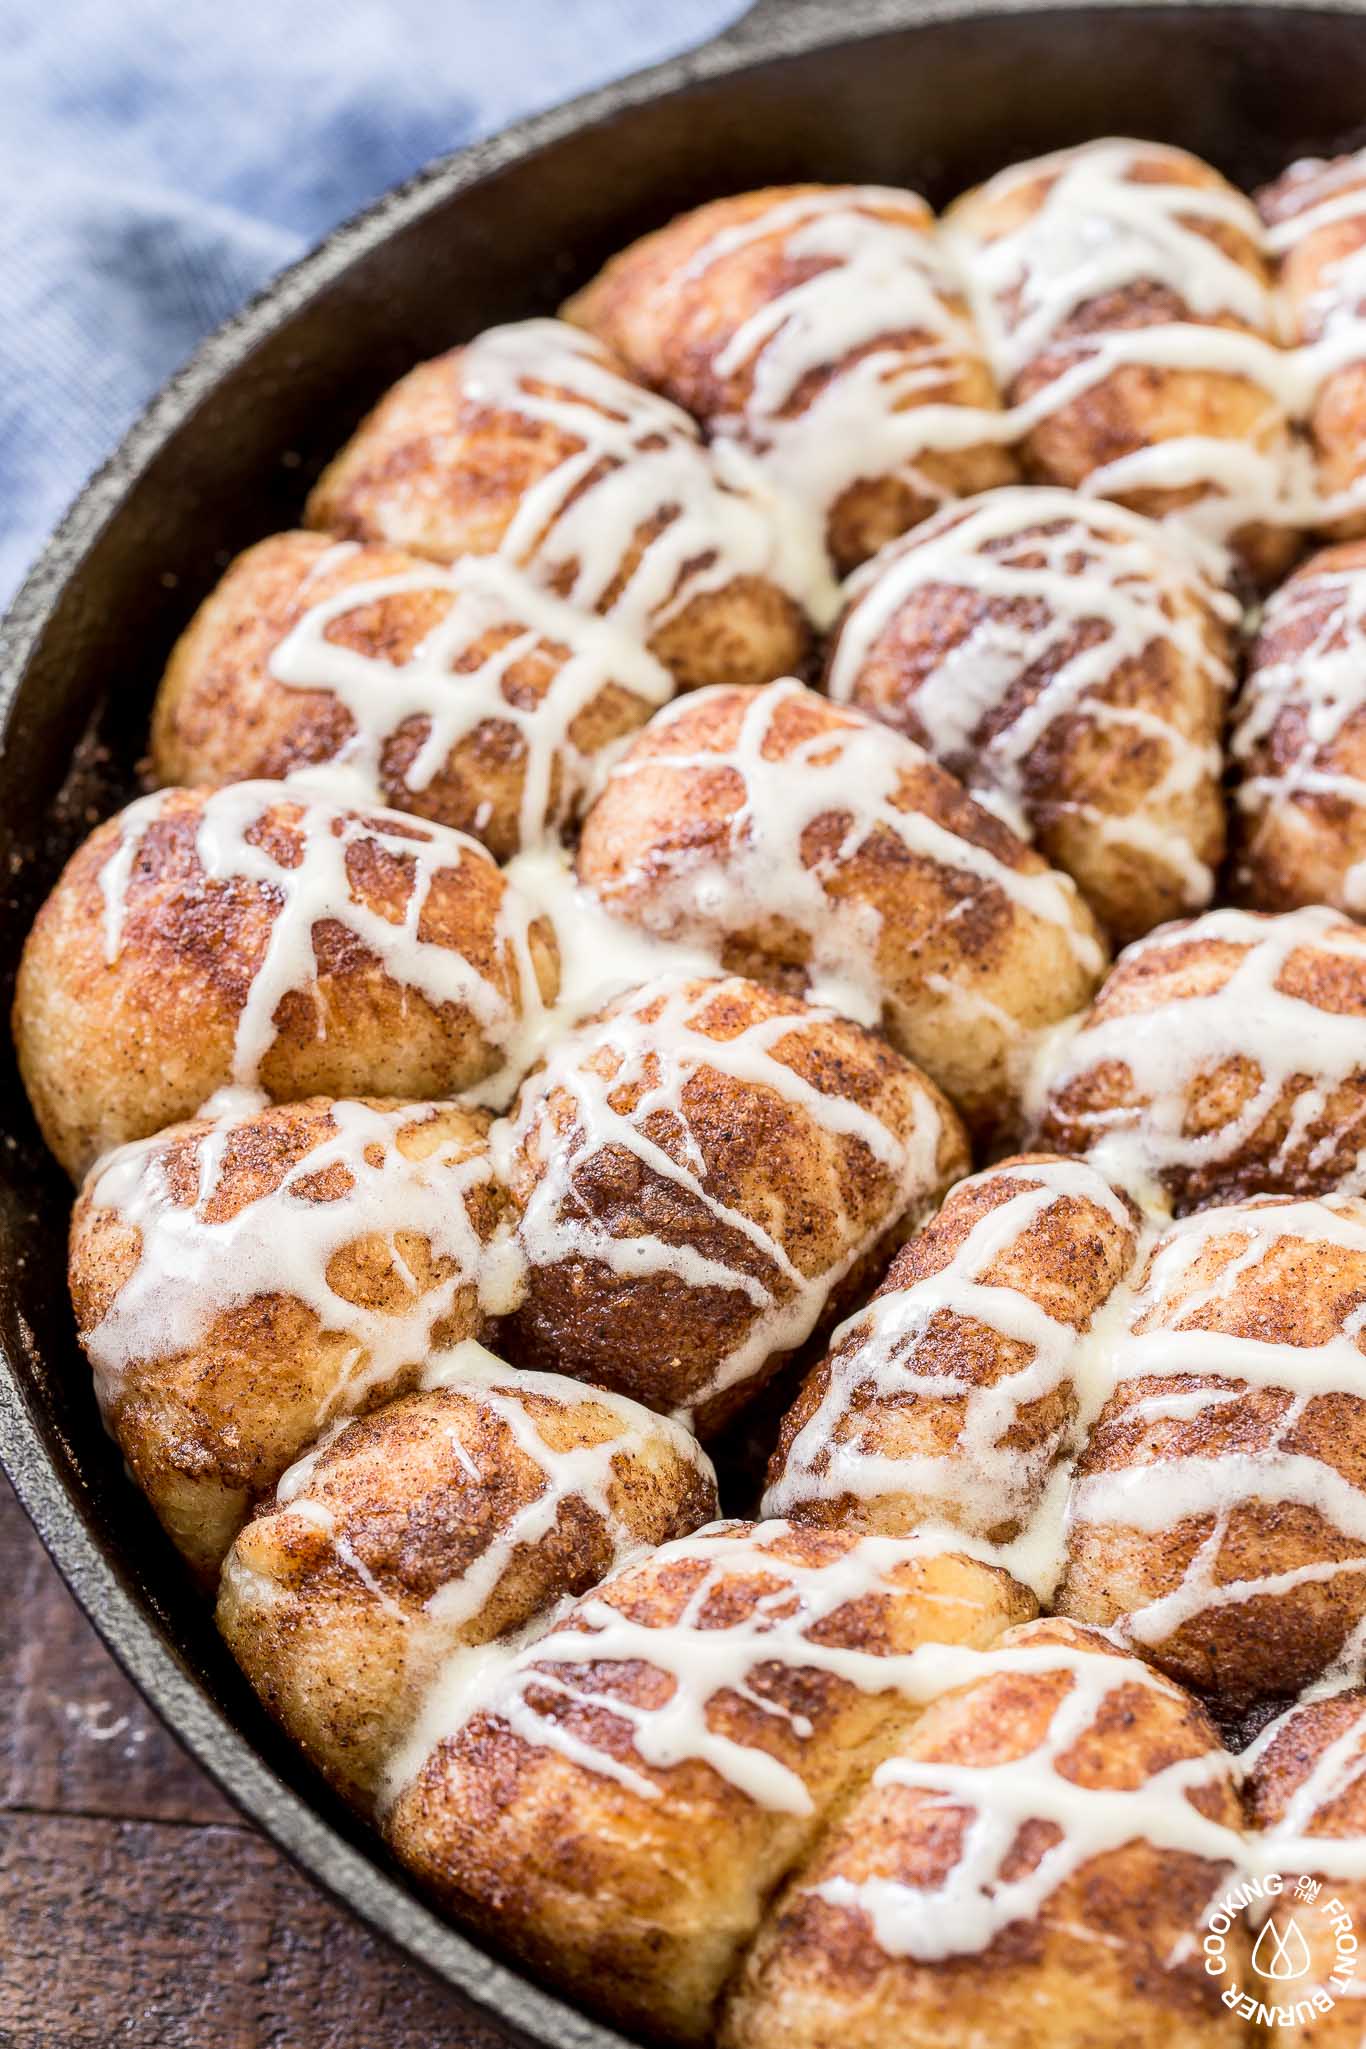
[0,1478,512,2047]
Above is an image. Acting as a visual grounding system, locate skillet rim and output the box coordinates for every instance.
[6,0,1366,2040]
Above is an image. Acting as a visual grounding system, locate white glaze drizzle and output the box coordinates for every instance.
[95,779,550,1104]
[1029,903,1366,1207]
[556,147,1366,586]
[428,1520,1032,1813]
[455,318,834,627]
[666,187,1003,550]
[1242,1691,1366,1884]
[1233,559,1366,908]
[565,154,1366,572]
[424,1508,1366,1965]
[762,1156,1142,1598]
[415,1342,710,1622]
[769,1181,1366,1687]
[1262,153,1366,523]
[494,972,946,1421]
[82,1100,508,1421]
[322,151,1366,653]
[946,139,1308,546]
[274,1336,715,1807]
[266,544,675,851]
[73,150,1366,1974]
[1067,1194,1366,1652]
[584,676,1102,1040]
[1264,151,1366,259]
[943,139,1366,544]
[805,1634,1242,1959]
[957,141,1271,374]
[497,841,720,1066]
[1110,1194,1366,1394]
[426,1519,1246,1965]
[829,487,1235,898]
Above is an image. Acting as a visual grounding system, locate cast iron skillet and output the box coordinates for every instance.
[6,0,1366,2038]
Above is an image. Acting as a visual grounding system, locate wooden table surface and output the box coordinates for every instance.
[0,1476,513,2049]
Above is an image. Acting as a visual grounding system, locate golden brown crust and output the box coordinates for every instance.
[217,1371,717,1807]
[310,349,542,560]
[39,156,1366,2047]
[826,495,1234,944]
[386,1521,1033,2045]
[151,530,671,861]
[1033,909,1366,1212]
[564,184,1018,575]
[498,975,968,1434]
[13,785,557,1178]
[1058,1198,1366,1706]
[1260,153,1366,542]
[949,143,1300,583]
[1247,1689,1366,1836]
[766,1154,1141,1539]
[1231,540,1366,915]
[1244,1692,1366,2049]
[576,683,1106,1142]
[68,1095,507,1580]
[304,332,811,690]
[722,1617,1247,2049]
[566,187,942,427]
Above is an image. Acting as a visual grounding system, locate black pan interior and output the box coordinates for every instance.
[4,4,1366,2034]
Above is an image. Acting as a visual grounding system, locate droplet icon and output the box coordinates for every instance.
[1252,1913,1313,1982]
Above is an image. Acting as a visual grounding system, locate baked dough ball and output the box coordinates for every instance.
[14,780,557,1177]
[576,679,1106,1141]
[724,1617,1248,2049]
[1245,1691,1366,2047]
[217,1344,717,1808]
[1260,150,1366,539]
[150,530,676,861]
[68,1094,510,1580]
[496,973,967,1433]
[306,317,820,683]
[1059,1194,1366,1707]
[563,183,1017,577]
[765,1154,1140,1549]
[1231,541,1366,915]
[386,1519,1034,2045]
[827,487,1237,943]
[948,138,1300,581]
[1032,904,1366,1213]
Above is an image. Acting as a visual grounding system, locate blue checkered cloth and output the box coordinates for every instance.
[0,0,743,601]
